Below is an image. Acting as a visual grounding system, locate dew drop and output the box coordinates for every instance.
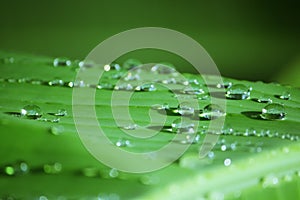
[4,160,29,176]
[114,83,134,91]
[78,60,95,68]
[151,103,169,110]
[38,195,48,200]
[109,168,119,178]
[43,162,62,174]
[171,119,195,134]
[97,82,114,90]
[279,91,291,100]
[256,95,272,103]
[216,81,232,89]
[53,57,72,67]
[175,102,195,116]
[123,59,142,70]
[180,134,200,144]
[50,125,64,135]
[54,109,67,116]
[151,63,176,74]
[82,167,99,177]
[181,86,205,95]
[115,138,131,147]
[21,105,42,119]
[48,79,64,86]
[261,103,286,120]
[225,84,251,100]
[224,158,231,167]
[196,93,210,100]
[199,104,226,120]
[121,124,137,130]
[135,83,156,92]
[207,151,215,159]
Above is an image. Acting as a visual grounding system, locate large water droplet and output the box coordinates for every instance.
[171,119,195,134]
[21,105,42,119]
[256,95,272,103]
[53,57,71,67]
[123,59,142,70]
[279,91,291,100]
[43,162,62,174]
[225,84,251,100]
[199,104,226,120]
[175,102,195,116]
[261,103,286,120]
[135,83,156,92]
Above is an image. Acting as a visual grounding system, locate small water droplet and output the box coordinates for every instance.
[151,63,176,74]
[123,59,142,70]
[115,138,131,147]
[4,160,29,176]
[82,167,99,177]
[225,84,251,100]
[43,162,62,174]
[50,125,64,135]
[256,95,272,103]
[121,124,137,130]
[199,104,226,120]
[181,86,205,95]
[54,109,67,116]
[151,103,169,110]
[261,103,286,120]
[261,174,279,188]
[140,175,160,185]
[53,57,71,67]
[97,82,114,90]
[48,79,64,86]
[171,119,195,134]
[109,168,119,178]
[175,102,195,116]
[196,93,210,100]
[224,158,231,166]
[114,83,134,91]
[279,91,291,100]
[21,105,42,119]
[135,83,156,92]
[78,60,95,68]
[221,144,227,151]
[180,134,200,144]
[207,151,215,159]
[216,81,232,89]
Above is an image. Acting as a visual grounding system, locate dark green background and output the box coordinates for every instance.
[1,0,299,85]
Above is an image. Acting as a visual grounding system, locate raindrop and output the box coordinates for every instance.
[82,167,99,177]
[49,125,64,135]
[48,79,64,86]
[97,82,114,90]
[4,160,29,176]
[180,134,200,144]
[135,83,156,92]
[123,72,140,81]
[224,158,231,167]
[216,81,232,89]
[279,91,291,100]
[256,95,272,103]
[151,63,176,74]
[221,144,227,151]
[207,151,215,159]
[121,124,137,130]
[199,104,226,120]
[123,59,142,70]
[114,83,134,91]
[196,93,210,100]
[21,105,42,119]
[78,60,95,68]
[261,103,286,120]
[175,102,195,116]
[53,57,71,67]
[181,86,205,95]
[171,119,195,134]
[225,84,251,100]
[115,138,131,147]
[43,162,62,174]
[54,109,67,116]
[109,168,119,178]
[151,103,169,110]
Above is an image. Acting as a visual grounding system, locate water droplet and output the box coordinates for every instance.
[48,79,64,86]
[175,102,195,116]
[181,86,205,95]
[171,119,195,134]
[50,125,64,135]
[114,83,134,91]
[109,168,119,178]
[207,151,215,159]
[196,93,210,100]
[43,162,62,174]
[4,160,29,176]
[82,167,99,177]
[180,134,200,144]
[221,144,227,151]
[224,158,231,167]
[261,103,286,120]
[256,95,272,103]
[121,124,137,130]
[115,138,131,147]
[21,105,42,119]
[151,103,169,110]
[216,81,232,89]
[261,174,279,188]
[135,83,156,92]
[123,59,142,70]
[225,84,251,100]
[78,60,95,68]
[54,109,67,116]
[140,175,160,185]
[151,63,176,74]
[53,57,71,67]
[97,82,114,90]
[279,91,291,100]
[199,104,226,120]
[38,195,48,200]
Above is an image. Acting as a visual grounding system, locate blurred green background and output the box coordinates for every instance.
[1,0,299,85]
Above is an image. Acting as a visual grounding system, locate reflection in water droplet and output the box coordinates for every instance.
[207,151,215,159]
[135,83,156,92]
[221,144,227,151]
[171,119,195,134]
[261,103,285,120]
[43,162,62,174]
[224,158,231,167]
[176,102,195,116]
[115,138,131,147]
[50,125,64,135]
[123,72,140,81]
[225,84,250,100]
[140,175,160,185]
[82,167,99,177]
[123,59,142,70]
[53,57,71,67]
[21,105,42,119]
[199,104,226,120]
[279,91,291,100]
